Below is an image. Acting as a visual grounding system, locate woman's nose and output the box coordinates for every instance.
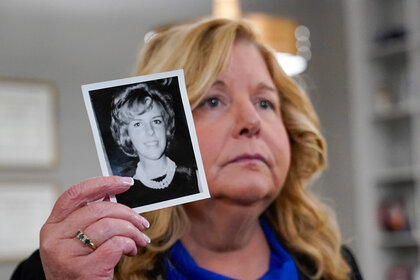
[233,100,261,138]
[145,123,155,135]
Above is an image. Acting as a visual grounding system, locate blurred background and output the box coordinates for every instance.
[1,0,420,279]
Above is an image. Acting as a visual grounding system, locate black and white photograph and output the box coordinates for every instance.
[82,70,209,213]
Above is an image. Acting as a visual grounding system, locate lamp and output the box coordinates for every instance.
[144,1,310,76]
[212,0,310,76]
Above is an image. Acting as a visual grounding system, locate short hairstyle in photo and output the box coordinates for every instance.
[110,81,175,158]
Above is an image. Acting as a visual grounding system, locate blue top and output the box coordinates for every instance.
[165,219,299,280]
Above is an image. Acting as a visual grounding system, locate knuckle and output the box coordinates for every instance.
[100,236,137,258]
[113,236,135,249]
[65,183,84,201]
[125,222,136,233]
[85,202,106,217]
[54,198,72,216]
[40,237,58,257]
[101,237,122,255]
[39,223,48,239]
[111,236,125,246]
[98,217,114,235]
[40,226,56,252]
[123,237,136,248]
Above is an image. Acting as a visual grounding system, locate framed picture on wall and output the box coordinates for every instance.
[0,78,58,169]
[0,181,60,262]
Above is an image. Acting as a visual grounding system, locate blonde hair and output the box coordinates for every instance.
[115,17,350,280]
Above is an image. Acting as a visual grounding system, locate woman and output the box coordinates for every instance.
[12,17,362,280]
[110,82,199,208]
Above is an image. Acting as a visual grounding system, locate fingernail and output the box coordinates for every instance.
[142,217,150,229]
[121,177,134,186]
[143,233,151,244]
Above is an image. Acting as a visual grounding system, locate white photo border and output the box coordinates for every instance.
[82,70,210,213]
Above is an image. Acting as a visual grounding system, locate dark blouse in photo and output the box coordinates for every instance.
[116,166,199,208]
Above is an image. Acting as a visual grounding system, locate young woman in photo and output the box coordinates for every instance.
[110,82,199,208]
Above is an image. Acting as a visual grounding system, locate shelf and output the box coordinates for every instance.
[375,166,416,186]
[346,0,420,279]
[369,33,420,60]
[379,231,418,249]
[372,103,414,122]
[369,40,409,60]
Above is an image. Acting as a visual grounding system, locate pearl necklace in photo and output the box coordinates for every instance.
[134,157,177,189]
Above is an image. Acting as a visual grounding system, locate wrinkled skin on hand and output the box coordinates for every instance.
[39,176,150,280]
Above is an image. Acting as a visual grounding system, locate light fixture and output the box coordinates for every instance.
[212,0,309,76]
[144,1,310,76]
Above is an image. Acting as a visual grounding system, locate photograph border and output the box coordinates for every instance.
[82,69,210,213]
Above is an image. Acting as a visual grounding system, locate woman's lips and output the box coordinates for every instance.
[144,140,159,147]
[226,154,268,166]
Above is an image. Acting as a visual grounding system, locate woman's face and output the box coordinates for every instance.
[192,40,291,207]
[127,102,167,161]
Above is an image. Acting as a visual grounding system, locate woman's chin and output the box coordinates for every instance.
[211,182,280,207]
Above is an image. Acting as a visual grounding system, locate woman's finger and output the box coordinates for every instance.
[87,236,138,272]
[54,201,149,239]
[74,217,150,251]
[47,176,133,224]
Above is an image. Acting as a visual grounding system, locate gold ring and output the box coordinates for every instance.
[76,230,96,250]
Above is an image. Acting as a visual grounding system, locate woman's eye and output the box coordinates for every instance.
[257,99,275,110]
[202,97,221,108]
[133,121,143,127]
[153,119,162,125]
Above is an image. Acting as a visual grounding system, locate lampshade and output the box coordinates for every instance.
[212,0,309,76]
[144,1,309,76]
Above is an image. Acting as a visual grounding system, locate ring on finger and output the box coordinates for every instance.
[76,229,96,250]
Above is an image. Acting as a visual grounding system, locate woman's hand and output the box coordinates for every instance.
[39,176,150,280]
